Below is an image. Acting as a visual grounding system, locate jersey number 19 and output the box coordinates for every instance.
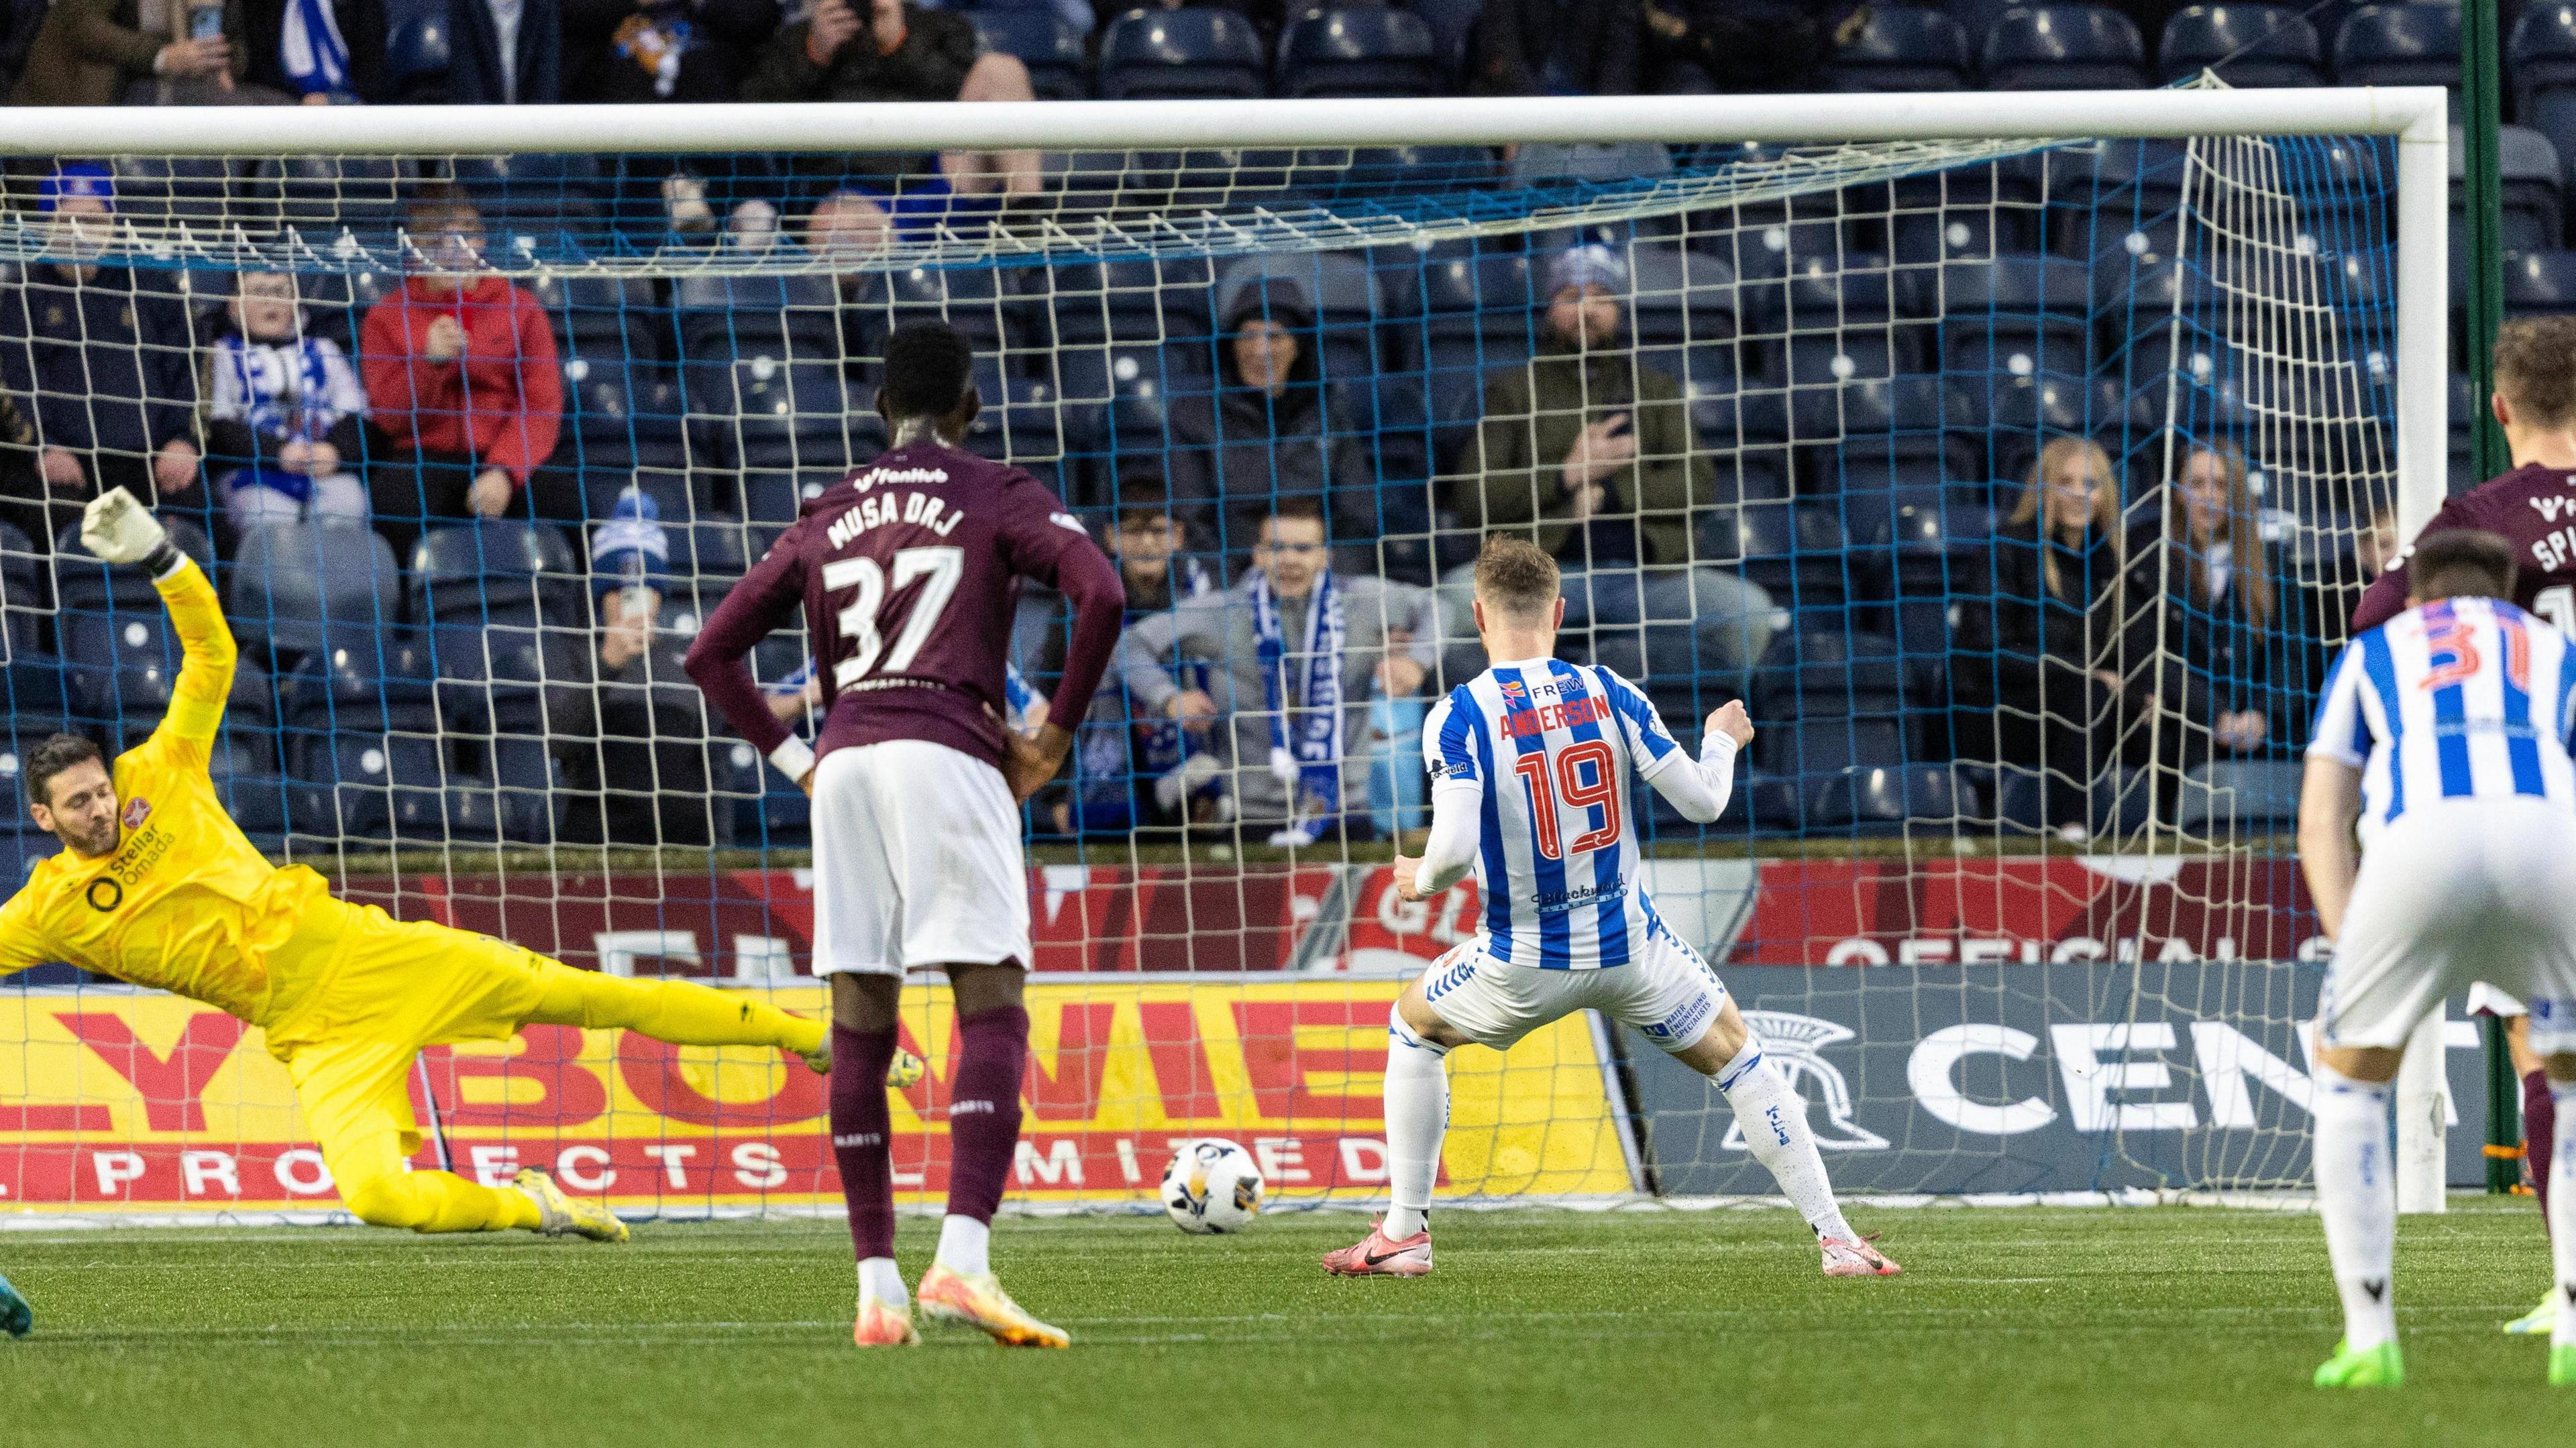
[1513,740,1621,860]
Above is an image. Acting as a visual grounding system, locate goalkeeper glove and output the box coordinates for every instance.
[80,488,179,575]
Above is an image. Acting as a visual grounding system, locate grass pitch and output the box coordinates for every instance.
[0,1203,2565,1447]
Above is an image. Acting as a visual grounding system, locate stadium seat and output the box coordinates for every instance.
[1044,257,1218,349]
[227,522,403,661]
[1980,5,2149,90]
[1937,254,2095,381]
[1275,9,1443,98]
[2157,4,2325,87]
[267,154,411,241]
[2467,125,2567,258]
[52,518,217,618]
[2332,3,2460,108]
[1974,374,2151,482]
[1510,142,1674,186]
[1797,376,1978,485]
[1703,504,1851,610]
[969,10,1089,101]
[690,355,857,473]
[671,272,841,361]
[409,521,583,651]
[1809,765,1972,833]
[2176,759,2304,834]
[1095,9,1269,100]
[1825,5,1974,91]
[2502,249,2576,313]
[2515,4,2576,187]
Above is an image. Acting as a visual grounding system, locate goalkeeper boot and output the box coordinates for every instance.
[0,1272,28,1337]
[1322,1220,1432,1278]
[2504,1289,2558,1335]
[853,1295,919,1347]
[916,1264,1070,1348]
[2313,1338,2404,1388]
[515,1168,629,1243]
[1821,1237,1902,1278]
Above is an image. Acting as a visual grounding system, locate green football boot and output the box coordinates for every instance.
[2503,1289,2557,1335]
[0,1272,30,1338]
[2314,1339,2404,1388]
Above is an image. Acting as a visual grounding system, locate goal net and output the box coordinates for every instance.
[0,88,2448,1219]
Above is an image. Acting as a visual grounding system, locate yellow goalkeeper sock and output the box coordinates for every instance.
[529,967,826,1058]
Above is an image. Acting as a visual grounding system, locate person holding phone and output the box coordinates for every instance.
[8,0,244,106]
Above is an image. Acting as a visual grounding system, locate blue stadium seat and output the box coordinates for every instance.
[2176,759,2304,834]
[1981,5,2149,89]
[0,519,38,660]
[1809,765,1972,834]
[409,521,583,651]
[1096,9,1269,100]
[2515,3,2576,190]
[52,518,216,618]
[1045,257,1218,348]
[690,356,857,472]
[1704,504,1851,610]
[2470,125,2567,258]
[2158,3,2324,86]
[672,272,841,361]
[2333,3,2460,107]
[227,522,403,660]
[1936,254,2095,381]
[385,6,449,91]
[2502,249,2576,313]
[1626,245,1738,357]
[969,10,1088,101]
[1825,5,1973,91]
[267,154,410,241]
[1798,376,1977,481]
[1275,9,1443,98]
[1972,374,2153,483]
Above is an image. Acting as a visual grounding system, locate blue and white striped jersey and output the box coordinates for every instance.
[2308,596,2576,840]
[1423,659,1688,970]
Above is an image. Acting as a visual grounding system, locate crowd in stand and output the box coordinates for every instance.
[0,0,2466,848]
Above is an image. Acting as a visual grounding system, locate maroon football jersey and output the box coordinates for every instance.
[2352,463,2576,635]
[685,440,1125,773]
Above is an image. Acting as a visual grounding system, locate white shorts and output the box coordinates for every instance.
[810,738,1031,977]
[1417,922,1729,1054]
[2324,798,2576,1055]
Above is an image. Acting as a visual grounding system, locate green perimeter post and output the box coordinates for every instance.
[2465,0,2522,1194]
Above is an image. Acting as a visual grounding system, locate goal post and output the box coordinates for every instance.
[0,87,2458,1220]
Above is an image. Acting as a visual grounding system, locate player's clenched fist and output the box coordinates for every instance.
[1705,700,1755,749]
[79,488,170,567]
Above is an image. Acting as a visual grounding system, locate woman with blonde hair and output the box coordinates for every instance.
[2122,435,2323,778]
[1959,436,2144,831]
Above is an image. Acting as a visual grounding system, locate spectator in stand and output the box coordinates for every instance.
[566,0,784,237]
[1114,497,1437,845]
[7,0,244,105]
[742,0,1040,197]
[0,166,203,544]
[361,186,565,559]
[1640,0,1866,92]
[238,0,388,102]
[1465,0,1641,97]
[2123,438,2322,789]
[1957,437,2144,833]
[801,190,894,379]
[421,0,562,104]
[555,488,715,846]
[1444,241,1774,690]
[2351,500,2400,582]
[1167,278,1375,577]
[205,269,370,530]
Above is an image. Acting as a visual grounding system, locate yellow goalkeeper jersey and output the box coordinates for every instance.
[0,557,340,1025]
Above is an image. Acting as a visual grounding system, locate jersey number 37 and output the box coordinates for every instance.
[821,547,963,686]
[1513,740,1621,860]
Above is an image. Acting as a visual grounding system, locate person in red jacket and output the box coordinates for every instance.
[361,185,565,558]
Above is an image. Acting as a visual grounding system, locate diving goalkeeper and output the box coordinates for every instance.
[0,490,908,1241]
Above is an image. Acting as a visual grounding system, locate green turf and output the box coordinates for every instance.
[0,1203,2564,1446]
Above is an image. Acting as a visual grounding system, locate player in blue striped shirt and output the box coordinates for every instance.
[1323,538,1898,1280]
[2300,529,2576,1388]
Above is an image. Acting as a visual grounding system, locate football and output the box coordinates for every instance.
[1161,1138,1265,1234]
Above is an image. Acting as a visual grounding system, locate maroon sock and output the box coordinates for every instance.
[830,1024,900,1261]
[2526,1068,2556,1235]
[943,1004,1028,1225]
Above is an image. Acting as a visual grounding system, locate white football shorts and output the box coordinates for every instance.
[809,738,1032,977]
[2323,797,2576,1055]
[1416,919,1729,1054]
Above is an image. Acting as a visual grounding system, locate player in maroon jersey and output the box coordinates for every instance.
[2349,315,2576,1337]
[684,323,1124,1348]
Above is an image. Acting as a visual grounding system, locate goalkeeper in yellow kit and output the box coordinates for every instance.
[0,490,913,1242]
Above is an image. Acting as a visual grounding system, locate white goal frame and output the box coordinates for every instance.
[0,87,2457,1209]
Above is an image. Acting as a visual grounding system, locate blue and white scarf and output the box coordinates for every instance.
[1130,555,1216,779]
[210,333,362,504]
[280,0,351,95]
[1252,568,1345,847]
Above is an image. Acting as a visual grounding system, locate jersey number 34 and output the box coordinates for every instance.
[1513,740,1621,860]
